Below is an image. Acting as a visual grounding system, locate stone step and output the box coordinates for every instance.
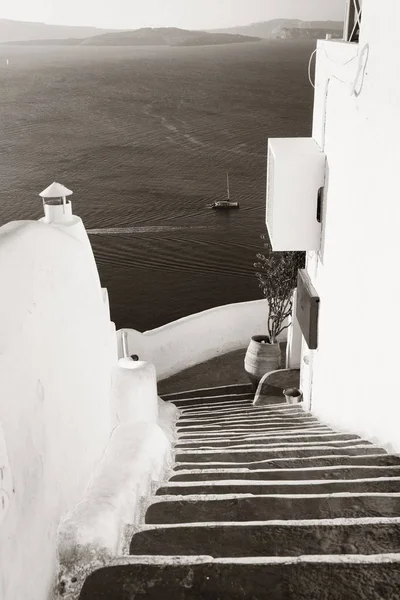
[177,429,355,439]
[180,402,296,415]
[129,520,400,557]
[156,478,400,496]
[174,454,400,471]
[175,434,365,448]
[174,441,371,453]
[179,399,295,411]
[161,384,253,401]
[145,494,400,524]
[178,416,319,428]
[178,406,309,419]
[175,446,385,464]
[78,557,400,599]
[176,430,345,443]
[178,414,313,425]
[180,403,306,413]
[179,401,255,414]
[171,394,255,409]
[179,409,308,420]
[180,406,280,418]
[178,423,331,434]
[179,410,320,420]
[170,466,400,482]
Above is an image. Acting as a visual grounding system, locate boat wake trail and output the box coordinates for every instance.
[87,225,212,235]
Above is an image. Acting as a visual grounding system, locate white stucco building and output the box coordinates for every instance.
[268,0,400,452]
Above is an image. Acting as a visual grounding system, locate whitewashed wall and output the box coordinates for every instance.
[305,0,400,451]
[118,299,273,380]
[0,220,116,600]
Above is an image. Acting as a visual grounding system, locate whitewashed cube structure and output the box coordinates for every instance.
[266,137,326,251]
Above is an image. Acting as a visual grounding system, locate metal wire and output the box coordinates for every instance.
[308,49,318,89]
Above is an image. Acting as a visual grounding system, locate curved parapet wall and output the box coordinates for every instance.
[118,299,285,381]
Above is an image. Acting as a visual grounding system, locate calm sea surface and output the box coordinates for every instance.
[0,41,314,330]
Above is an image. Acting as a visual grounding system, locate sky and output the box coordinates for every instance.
[0,0,346,30]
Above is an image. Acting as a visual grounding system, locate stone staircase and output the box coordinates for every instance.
[79,383,400,599]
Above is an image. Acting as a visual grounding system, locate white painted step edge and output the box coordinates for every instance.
[180,403,300,413]
[179,406,308,414]
[181,407,284,416]
[132,516,400,530]
[178,417,317,425]
[161,476,400,488]
[177,424,328,431]
[152,491,400,502]
[176,433,362,442]
[174,442,372,451]
[176,442,383,456]
[111,553,400,566]
[178,427,332,437]
[178,414,315,422]
[180,399,253,413]
[173,464,400,475]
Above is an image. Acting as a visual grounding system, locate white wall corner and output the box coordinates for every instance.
[101,288,111,321]
[0,422,13,527]
[286,290,302,369]
[111,360,159,427]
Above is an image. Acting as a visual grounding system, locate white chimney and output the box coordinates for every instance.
[39,182,74,224]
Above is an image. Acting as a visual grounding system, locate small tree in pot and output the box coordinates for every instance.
[255,234,305,344]
[244,234,305,389]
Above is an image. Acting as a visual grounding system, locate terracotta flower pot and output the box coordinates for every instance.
[244,335,281,391]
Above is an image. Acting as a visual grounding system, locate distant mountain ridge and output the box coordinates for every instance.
[80,27,260,47]
[3,26,261,47]
[1,18,343,46]
[209,19,343,39]
[0,18,114,43]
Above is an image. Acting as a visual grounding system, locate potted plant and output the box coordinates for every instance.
[283,388,303,405]
[244,234,305,389]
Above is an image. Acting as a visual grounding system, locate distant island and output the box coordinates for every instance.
[2,26,261,47]
[275,27,342,40]
[80,28,261,47]
[1,18,343,46]
[209,19,343,39]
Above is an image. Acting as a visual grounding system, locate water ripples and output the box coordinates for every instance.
[87,225,213,234]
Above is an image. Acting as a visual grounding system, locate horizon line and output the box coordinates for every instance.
[0,15,344,33]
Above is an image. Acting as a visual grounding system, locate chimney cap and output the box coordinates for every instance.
[39,182,73,199]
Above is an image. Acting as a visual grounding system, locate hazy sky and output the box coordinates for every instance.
[1,0,346,30]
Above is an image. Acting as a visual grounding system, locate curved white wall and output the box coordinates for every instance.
[118,299,275,380]
[0,220,116,600]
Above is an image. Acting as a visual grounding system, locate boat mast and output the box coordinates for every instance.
[226,173,230,201]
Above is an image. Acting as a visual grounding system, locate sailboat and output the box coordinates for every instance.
[208,173,240,209]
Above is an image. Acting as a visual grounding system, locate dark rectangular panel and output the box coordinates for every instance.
[296,269,320,350]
